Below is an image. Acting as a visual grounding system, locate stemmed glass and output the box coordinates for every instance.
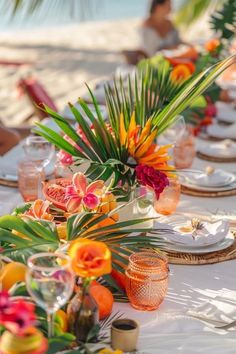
[23,136,55,172]
[26,252,75,337]
[161,115,186,145]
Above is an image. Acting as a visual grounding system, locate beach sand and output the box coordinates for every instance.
[0,17,211,126]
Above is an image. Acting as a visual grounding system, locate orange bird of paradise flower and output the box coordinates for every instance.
[119,112,173,173]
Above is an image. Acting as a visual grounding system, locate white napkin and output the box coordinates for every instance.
[187,290,236,324]
[207,123,236,140]
[155,217,229,246]
[216,102,236,123]
[184,169,235,187]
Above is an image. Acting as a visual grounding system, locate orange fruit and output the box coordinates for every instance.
[0,262,27,290]
[56,309,68,332]
[90,284,114,320]
[111,269,126,291]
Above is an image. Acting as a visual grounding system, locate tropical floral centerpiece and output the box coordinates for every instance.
[34,55,235,201]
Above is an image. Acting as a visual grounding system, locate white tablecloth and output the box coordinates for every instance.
[1,137,236,353]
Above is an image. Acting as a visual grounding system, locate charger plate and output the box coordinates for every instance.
[0,178,18,188]
[164,232,236,265]
[181,185,236,197]
[197,151,236,163]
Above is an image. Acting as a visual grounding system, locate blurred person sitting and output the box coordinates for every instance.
[0,125,21,156]
[139,0,181,57]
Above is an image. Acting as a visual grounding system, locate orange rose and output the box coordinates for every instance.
[205,39,220,53]
[170,64,192,83]
[68,238,112,278]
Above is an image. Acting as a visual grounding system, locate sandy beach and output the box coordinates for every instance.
[0,17,211,127]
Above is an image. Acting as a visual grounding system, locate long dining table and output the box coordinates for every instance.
[1,134,236,354]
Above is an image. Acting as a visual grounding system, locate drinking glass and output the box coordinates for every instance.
[154,177,181,215]
[26,252,74,337]
[173,128,196,169]
[161,115,186,145]
[18,160,45,202]
[125,252,169,311]
[23,136,55,170]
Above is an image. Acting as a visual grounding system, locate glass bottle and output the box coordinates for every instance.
[125,252,169,311]
[67,285,99,343]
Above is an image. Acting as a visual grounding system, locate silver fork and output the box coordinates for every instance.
[215,319,236,330]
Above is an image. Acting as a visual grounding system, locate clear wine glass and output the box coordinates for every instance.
[161,115,186,146]
[23,136,55,170]
[26,252,74,337]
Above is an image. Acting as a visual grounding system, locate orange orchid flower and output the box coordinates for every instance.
[119,112,172,173]
[170,64,192,83]
[68,238,112,278]
[24,199,54,221]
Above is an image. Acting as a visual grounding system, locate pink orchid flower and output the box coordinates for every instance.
[65,172,105,212]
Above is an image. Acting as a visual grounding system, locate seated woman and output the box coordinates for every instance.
[0,125,21,156]
[140,0,181,57]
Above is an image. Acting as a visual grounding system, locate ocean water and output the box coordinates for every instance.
[0,0,184,31]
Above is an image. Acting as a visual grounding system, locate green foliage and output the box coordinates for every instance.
[210,0,236,40]
[34,55,235,188]
[175,0,222,27]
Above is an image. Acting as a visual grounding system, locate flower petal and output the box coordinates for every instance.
[66,196,82,213]
[83,193,99,210]
[73,172,87,196]
[87,180,105,194]
[65,185,78,199]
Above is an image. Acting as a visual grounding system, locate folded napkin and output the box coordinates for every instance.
[187,290,236,324]
[155,217,229,246]
[184,169,235,187]
[207,123,236,140]
[216,102,236,123]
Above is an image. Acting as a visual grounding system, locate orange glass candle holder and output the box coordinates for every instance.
[125,252,169,311]
[154,177,181,215]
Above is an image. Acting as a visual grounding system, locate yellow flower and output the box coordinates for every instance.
[99,349,123,354]
[119,112,173,173]
[68,238,112,278]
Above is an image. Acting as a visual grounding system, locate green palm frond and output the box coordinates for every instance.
[175,0,224,27]
[0,212,167,265]
[210,0,236,41]
[1,0,99,21]
[34,54,236,187]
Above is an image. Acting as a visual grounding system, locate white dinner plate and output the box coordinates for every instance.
[155,216,229,247]
[162,232,234,254]
[180,178,236,192]
[198,141,236,159]
[215,102,236,124]
[182,169,236,188]
[207,123,236,140]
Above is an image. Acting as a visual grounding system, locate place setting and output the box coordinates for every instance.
[215,101,236,125]
[155,215,236,265]
[178,166,236,197]
[197,139,236,163]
